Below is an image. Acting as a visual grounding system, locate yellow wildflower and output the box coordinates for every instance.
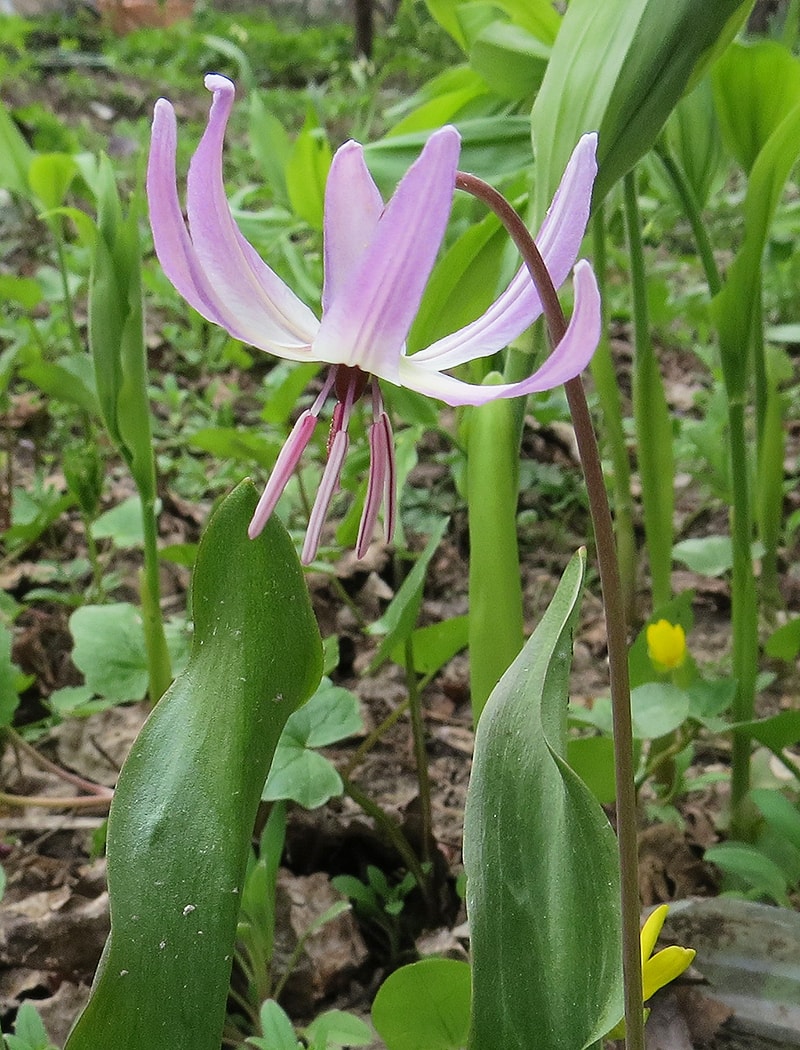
[640,904,695,1000]
[646,620,687,672]
[607,904,696,1039]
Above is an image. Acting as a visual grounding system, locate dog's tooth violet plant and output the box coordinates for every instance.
[147,73,601,562]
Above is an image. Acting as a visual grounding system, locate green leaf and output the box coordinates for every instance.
[408,207,507,354]
[372,958,471,1050]
[69,603,150,702]
[387,68,489,138]
[711,100,800,398]
[0,99,34,201]
[630,683,690,740]
[751,790,800,854]
[0,622,23,728]
[366,518,448,671]
[64,482,322,1050]
[672,535,734,576]
[712,40,800,176]
[765,617,800,661]
[470,21,549,101]
[286,110,331,231]
[91,496,146,548]
[566,736,616,805]
[28,152,77,211]
[705,843,790,906]
[390,615,469,676]
[249,91,291,205]
[253,1000,299,1050]
[263,681,362,808]
[20,354,99,416]
[464,550,622,1050]
[0,275,42,310]
[662,76,724,207]
[530,0,748,212]
[8,1003,53,1050]
[364,118,532,195]
[304,1010,373,1049]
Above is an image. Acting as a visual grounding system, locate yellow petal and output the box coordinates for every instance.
[646,620,686,671]
[640,904,669,960]
[643,945,696,1001]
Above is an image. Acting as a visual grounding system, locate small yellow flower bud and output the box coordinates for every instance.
[646,620,687,672]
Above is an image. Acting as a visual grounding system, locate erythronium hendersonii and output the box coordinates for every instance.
[147,74,601,563]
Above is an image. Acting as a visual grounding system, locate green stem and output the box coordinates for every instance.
[655,145,722,297]
[53,227,84,359]
[466,389,524,720]
[728,399,758,827]
[343,697,410,778]
[623,170,674,612]
[455,172,644,1050]
[589,207,638,624]
[405,636,433,872]
[140,495,173,703]
[341,775,433,912]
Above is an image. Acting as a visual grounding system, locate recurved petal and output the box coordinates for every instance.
[185,74,319,350]
[313,126,461,379]
[410,132,598,370]
[147,98,238,330]
[322,141,384,313]
[397,259,600,406]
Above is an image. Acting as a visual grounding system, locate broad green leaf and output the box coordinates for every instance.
[69,603,185,702]
[388,75,489,137]
[408,207,508,353]
[286,111,331,231]
[65,483,322,1050]
[19,355,99,416]
[189,426,281,469]
[0,100,34,201]
[672,535,764,577]
[712,41,800,175]
[366,517,448,671]
[751,790,800,853]
[662,77,724,207]
[305,1010,373,1048]
[91,496,146,548]
[6,1003,54,1050]
[390,615,469,676]
[705,843,790,905]
[734,710,800,753]
[566,736,617,805]
[0,275,42,309]
[424,0,558,49]
[364,118,532,195]
[765,617,800,661]
[263,681,362,808]
[630,683,690,740]
[531,0,749,213]
[254,1000,300,1050]
[711,101,800,398]
[464,550,622,1050]
[249,91,291,205]
[470,22,549,101]
[372,958,471,1050]
[28,152,78,211]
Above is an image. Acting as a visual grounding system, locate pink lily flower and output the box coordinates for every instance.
[147,74,600,563]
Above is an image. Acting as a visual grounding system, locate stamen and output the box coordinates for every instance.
[248,409,318,538]
[302,429,349,564]
[357,419,388,558]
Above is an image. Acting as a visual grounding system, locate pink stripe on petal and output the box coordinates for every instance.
[248,410,319,538]
[302,430,349,564]
[397,260,601,406]
[410,133,598,370]
[186,75,318,350]
[322,141,384,313]
[314,126,461,379]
